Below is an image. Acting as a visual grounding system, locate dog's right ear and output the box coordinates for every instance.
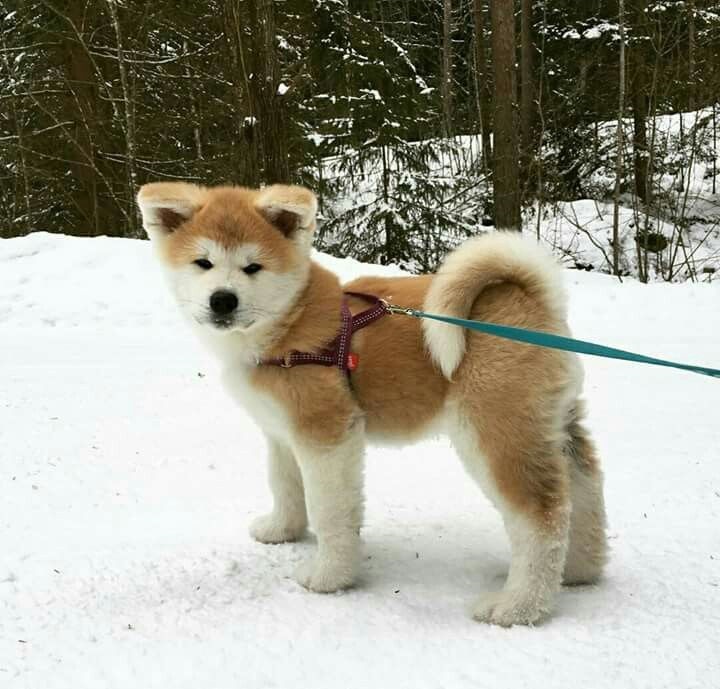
[136,182,206,239]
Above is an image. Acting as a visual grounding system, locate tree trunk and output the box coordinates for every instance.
[630,0,649,203]
[0,36,31,234]
[489,0,521,230]
[632,77,649,203]
[688,0,696,109]
[441,0,453,137]
[612,0,627,276]
[519,0,535,190]
[106,0,138,237]
[472,0,492,170]
[54,7,102,234]
[222,0,259,186]
[248,0,290,183]
[183,40,204,162]
[48,0,128,235]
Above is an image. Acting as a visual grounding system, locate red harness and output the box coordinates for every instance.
[261,292,389,372]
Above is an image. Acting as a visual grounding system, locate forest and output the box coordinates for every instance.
[1,1,719,280]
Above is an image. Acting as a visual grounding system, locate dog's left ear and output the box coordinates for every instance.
[255,185,318,242]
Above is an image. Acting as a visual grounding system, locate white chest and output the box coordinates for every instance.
[221,363,292,442]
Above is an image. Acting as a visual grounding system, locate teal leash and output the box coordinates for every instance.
[383,303,720,380]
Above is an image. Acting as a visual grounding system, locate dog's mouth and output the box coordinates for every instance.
[207,315,256,331]
[188,306,262,332]
[211,317,234,330]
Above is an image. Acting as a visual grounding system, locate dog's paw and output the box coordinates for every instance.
[472,590,550,627]
[294,556,356,593]
[562,559,604,586]
[249,514,305,544]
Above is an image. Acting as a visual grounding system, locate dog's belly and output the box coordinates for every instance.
[363,403,449,445]
[351,356,450,444]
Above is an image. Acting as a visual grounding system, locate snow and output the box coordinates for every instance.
[276,83,289,97]
[2,232,720,688]
[307,132,324,147]
[562,29,581,40]
[359,88,382,101]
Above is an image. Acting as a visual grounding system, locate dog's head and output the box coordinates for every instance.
[137,182,317,334]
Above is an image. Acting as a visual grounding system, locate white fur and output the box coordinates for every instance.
[423,232,568,379]
[562,405,609,585]
[472,511,569,626]
[291,426,365,592]
[563,458,607,585]
[163,239,308,342]
[221,359,293,437]
[249,439,308,544]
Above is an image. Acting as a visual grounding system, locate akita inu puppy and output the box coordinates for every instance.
[137,182,607,626]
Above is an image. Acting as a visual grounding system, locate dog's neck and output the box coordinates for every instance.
[263,262,344,359]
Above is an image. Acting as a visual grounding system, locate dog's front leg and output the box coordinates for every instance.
[250,438,308,544]
[292,426,365,593]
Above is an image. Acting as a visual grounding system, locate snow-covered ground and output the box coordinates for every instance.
[2,232,719,689]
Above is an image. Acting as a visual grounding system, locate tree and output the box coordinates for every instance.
[629,0,650,203]
[612,0,627,277]
[472,0,493,170]
[489,0,521,230]
[1,0,719,284]
[441,0,454,137]
[520,0,536,190]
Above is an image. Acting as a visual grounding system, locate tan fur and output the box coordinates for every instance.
[345,276,449,439]
[452,282,572,520]
[138,182,608,625]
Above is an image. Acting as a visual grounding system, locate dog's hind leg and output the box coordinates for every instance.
[250,438,308,544]
[562,402,608,585]
[291,426,365,593]
[451,410,571,627]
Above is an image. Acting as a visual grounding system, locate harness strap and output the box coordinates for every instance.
[260,293,388,371]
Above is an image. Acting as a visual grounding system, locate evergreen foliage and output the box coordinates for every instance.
[1,0,719,276]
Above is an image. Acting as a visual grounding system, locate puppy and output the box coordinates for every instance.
[137,182,607,626]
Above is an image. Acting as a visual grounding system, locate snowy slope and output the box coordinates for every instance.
[1,233,719,689]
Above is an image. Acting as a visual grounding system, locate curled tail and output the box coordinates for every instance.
[423,232,567,379]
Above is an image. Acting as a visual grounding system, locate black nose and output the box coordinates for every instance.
[209,290,238,316]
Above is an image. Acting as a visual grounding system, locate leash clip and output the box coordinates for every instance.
[380,299,421,318]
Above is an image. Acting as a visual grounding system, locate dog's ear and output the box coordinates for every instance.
[255,185,318,241]
[136,182,206,239]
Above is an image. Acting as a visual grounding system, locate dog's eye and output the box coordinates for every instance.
[193,258,213,270]
[243,263,262,275]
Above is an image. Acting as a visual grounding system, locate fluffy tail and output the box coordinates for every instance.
[423,232,567,379]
